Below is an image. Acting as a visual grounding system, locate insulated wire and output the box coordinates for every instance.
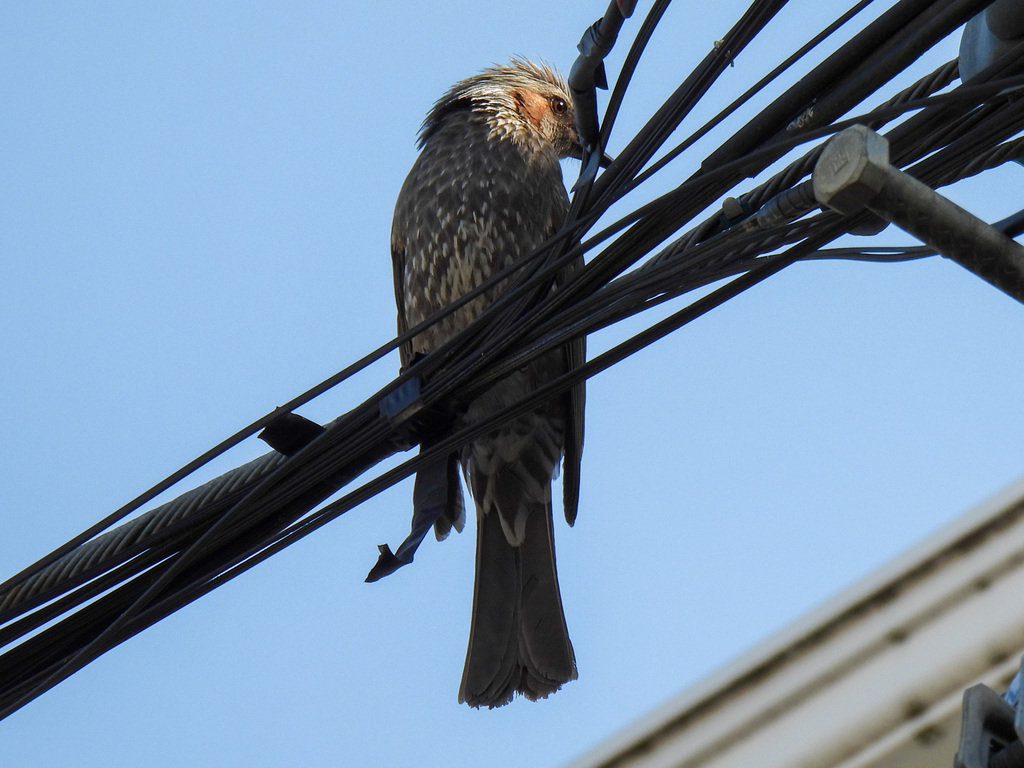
[3,0,1023,718]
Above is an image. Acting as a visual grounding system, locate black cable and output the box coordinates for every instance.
[598,0,671,149]
[630,0,878,192]
[704,0,977,171]
[14,54,1015,630]
[593,0,793,204]
[4,0,1024,718]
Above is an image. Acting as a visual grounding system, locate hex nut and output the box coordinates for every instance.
[813,124,891,216]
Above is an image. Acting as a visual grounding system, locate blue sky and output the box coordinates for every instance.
[3,2,1024,766]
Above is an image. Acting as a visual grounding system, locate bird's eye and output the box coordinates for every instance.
[549,96,568,115]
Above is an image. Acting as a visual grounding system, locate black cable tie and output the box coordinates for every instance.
[569,0,633,189]
[364,495,443,582]
[364,544,408,582]
[257,411,326,456]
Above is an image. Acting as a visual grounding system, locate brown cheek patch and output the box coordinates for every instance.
[512,89,549,130]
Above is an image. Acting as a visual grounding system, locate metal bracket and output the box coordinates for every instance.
[813,125,1024,304]
[955,683,1024,768]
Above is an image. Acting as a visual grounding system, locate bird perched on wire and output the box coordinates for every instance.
[388,58,586,708]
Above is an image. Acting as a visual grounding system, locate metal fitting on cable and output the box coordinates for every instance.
[752,182,819,229]
[955,679,1024,768]
[721,181,820,236]
[960,0,1024,82]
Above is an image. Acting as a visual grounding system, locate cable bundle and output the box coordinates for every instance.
[2,0,1022,717]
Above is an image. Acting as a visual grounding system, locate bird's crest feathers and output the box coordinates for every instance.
[418,58,574,150]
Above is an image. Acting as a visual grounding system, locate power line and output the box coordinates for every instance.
[3,0,1023,717]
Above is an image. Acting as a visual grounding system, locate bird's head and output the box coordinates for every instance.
[419,58,582,161]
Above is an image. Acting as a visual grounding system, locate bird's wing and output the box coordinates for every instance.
[556,253,585,526]
[390,231,414,371]
[562,334,585,526]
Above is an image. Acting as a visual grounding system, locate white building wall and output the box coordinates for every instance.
[568,479,1024,768]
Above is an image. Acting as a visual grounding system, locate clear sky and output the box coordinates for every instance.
[3,2,1024,766]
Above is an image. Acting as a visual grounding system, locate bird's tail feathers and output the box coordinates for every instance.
[458,500,576,708]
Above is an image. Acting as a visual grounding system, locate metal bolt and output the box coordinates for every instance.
[813,125,891,215]
[813,124,1024,305]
